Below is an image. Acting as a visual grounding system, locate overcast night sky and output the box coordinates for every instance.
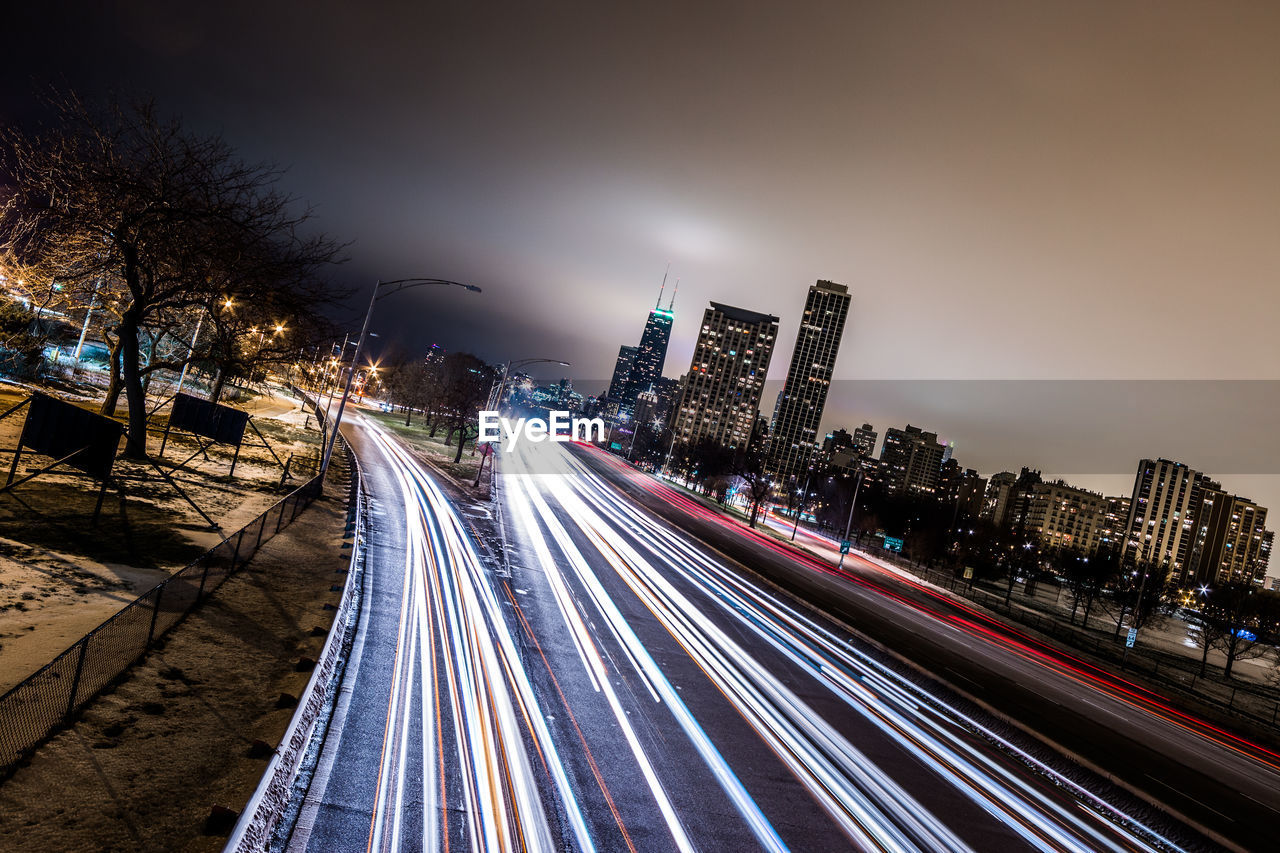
[6,2,1280,502]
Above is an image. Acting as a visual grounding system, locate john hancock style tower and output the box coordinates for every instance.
[768,280,852,479]
[609,272,677,413]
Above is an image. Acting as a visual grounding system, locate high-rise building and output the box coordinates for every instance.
[983,472,1017,523]
[938,459,987,520]
[1024,481,1107,553]
[1186,489,1270,587]
[1005,467,1044,531]
[623,301,675,406]
[768,280,852,478]
[879,424,946,494]
[632,387,660,430]
[853,423,878,458]
[1098,495,1131,552]
[607,345,638,402]
[823,429,853,455]
[672,302,779,451]
[1122,458,1203,576]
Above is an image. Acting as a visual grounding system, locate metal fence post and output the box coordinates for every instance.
[146,586,165,647]
[196,557,212,602]
[65,640,89,721]
[230,529,245,571]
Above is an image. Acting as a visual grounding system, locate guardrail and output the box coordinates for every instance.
[0,393,338,779]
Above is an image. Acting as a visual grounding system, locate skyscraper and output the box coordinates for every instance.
[607,345,638,401]
[768,280,852,478]
[852,423,878,458]
[1186,489,1270,587]
[672,302,779,451]
[1122,458,1204,576]
[623,299,675,405]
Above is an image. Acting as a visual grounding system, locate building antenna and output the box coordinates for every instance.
[667,278,679,311]
[656,262,670,310]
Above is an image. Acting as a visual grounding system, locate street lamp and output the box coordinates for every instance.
[320,278,481,476]
[837,470,864,570]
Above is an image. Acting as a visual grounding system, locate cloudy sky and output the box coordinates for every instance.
[6,1,1279,502]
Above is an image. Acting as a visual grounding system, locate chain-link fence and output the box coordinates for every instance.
[0,398,347,779]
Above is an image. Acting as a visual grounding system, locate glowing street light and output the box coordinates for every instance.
[321,278,481,476]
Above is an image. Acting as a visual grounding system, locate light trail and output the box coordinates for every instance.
[600,447,1280,773]
[322,414,1213,852]
[502,438,1194,852]
[358,420,594,852]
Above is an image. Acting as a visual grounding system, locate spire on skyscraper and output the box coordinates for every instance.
[667,278,679,312]
[656,262,670,310]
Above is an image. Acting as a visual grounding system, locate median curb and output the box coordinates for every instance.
[223,443,366,853]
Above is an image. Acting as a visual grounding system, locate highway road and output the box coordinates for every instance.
[577,446,1280,852]
[279,415,1227,852]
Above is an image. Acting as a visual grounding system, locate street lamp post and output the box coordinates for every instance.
[320,278,481,477]
[837,470,864,570]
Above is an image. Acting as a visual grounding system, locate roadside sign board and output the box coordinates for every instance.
[963,566,974,580]
[1126,627,1138,648]
[18,392,122,480]
[840,540,851,554]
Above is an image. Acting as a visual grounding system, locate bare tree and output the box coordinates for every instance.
[1191,584,1280,679]
[0,91,342,455]
[1110,559,1170,639]
[433,352,496,463]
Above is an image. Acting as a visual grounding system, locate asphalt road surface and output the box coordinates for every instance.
[278,417,1245,851]
[575,445,1280,853]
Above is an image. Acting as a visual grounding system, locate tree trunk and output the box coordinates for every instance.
[209,366,228,403]
[453,431,466,464]
[405,407,413,427]
[1199,627,1212,677]
[100,339,124,416]
[119,316,148,458]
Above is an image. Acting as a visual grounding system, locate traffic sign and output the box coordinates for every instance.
[1126,627,1138,648]
[840,540,851,554]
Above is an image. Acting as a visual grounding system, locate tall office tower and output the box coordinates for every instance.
[1023,481,1107,553]
[879,424,946,495]
[623,283,677,407]
[1186,489,1271,587]
[767,280,852,478]
[1122,458,1203,576]
[607,345,638,401]
[672,302,779,451]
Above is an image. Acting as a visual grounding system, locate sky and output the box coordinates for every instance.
[5,1,1280,505]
